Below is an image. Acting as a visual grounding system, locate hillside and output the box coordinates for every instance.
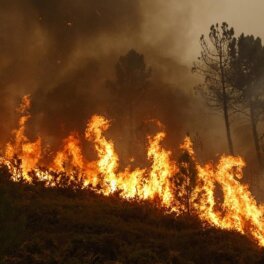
[0,170,263,264]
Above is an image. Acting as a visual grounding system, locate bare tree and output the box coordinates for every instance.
[193,22,236,155]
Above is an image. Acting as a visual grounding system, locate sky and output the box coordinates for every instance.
[175,0,264,64]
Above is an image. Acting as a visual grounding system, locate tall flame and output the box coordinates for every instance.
[144,131,177,208]
[4,95,41,182]
[1,96,264,247]
[85,115,119,194]
[191,151,264,246]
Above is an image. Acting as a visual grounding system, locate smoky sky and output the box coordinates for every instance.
[0,0,262,163]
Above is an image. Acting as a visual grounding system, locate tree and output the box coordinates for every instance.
[107,49,151,158]
[193,22,236,155]
[230,34,264,167]
[175,136,198,215]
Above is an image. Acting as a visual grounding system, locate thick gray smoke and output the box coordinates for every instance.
[0,0,258,166]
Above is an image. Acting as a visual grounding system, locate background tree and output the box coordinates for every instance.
[193,22,236,155]
[230,34,264,167]
[107,49,151,158]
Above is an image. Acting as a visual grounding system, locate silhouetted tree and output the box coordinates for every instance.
[230,34,264,167]
[193,22,236,155]
[175,137,198,215]
[108,49,151,157]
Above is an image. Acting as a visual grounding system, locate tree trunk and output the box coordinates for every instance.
[128,102,134,158]
[219,44,234,156]
[223,97,234,155]
[249,100,262,167]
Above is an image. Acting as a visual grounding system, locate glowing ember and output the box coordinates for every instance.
[1,96,264,247]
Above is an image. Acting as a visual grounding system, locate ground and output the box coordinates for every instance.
[0,171,263,264]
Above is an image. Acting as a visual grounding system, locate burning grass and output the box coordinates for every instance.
[1,95,264,249]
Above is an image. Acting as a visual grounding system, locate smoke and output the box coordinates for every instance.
[0,0,257,165]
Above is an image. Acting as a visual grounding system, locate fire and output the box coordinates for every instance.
[1,96,264,247]
[85,116,176,207]
[144,131,177,207]
[51,132,98,187]
[85,115,119,193]
[52,132,85,172]
[212,156,264,246]
[3,95,41,182]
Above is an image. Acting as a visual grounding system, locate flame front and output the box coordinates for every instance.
[1,96,264,247]
[3,95,41,182]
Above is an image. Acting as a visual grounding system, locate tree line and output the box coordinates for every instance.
[193,22,264,168]
[107,22,264,169]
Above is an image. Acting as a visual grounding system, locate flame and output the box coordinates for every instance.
[52,132,84,172]
[144,131,177,208]
[51,132,99,187]
[4,95,41,182]
[209,156,264,246]
[85,115,119,193]
[1,96,264,246]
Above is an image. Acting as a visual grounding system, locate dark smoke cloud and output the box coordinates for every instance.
[0,0,143,140]
[0,0,241,163]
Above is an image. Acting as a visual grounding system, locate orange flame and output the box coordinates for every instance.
[85,115,119,193]
[4,95,41,182]
[1,96,264,246]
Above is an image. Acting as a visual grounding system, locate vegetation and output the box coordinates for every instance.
[0,168,263,264]
[193,22,264,169]
[230,34,264,167]
[193,22,236,155]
